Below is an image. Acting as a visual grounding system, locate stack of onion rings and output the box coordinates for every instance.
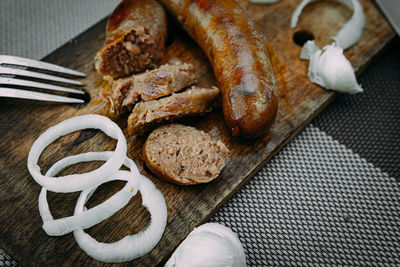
[27,114,167,263]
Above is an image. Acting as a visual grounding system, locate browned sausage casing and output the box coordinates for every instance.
[95,0,167,78]
[159,0,278,138]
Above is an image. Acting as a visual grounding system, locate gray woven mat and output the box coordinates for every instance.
[1,0,399,265]
[0,0,120,60]
[211,124,400,266]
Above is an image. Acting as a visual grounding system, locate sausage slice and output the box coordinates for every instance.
[95,0,168,78]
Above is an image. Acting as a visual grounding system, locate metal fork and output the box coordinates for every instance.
[0,55,86,103]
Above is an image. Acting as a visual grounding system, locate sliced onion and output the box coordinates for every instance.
[27,114,127,193]
[73,174,167,263]
[39,151,141,236]
[291,0,365,50]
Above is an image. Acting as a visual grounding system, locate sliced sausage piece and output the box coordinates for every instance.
[103,62,196,114]
[95,0,167,78]
[143,124,229,185]
[136,62,196,101]
[127,86,220,135]
[159,0,278,137]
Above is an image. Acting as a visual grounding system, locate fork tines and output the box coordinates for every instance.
[0,55,86,103]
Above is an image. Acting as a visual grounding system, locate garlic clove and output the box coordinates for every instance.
[304,41,363,94]
[166,223,246,267]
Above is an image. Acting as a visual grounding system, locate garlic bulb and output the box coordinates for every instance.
[165,223,246,267]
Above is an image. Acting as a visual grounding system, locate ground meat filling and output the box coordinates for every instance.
[98,28,162,78]
[102,77,138,115]
[127,86,220,135]
[143,124,229,185]
[102,62,197,115]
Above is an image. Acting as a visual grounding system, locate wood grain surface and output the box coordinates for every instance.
[0,0,395,266]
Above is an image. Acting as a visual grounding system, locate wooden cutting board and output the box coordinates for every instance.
[0,0,395,266]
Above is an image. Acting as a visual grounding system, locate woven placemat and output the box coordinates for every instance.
[0,0,120,60]
[211,125,400,265]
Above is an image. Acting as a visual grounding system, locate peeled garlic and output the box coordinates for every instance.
[165,223,246,267]
[302,41,362,94]
[291,0,365,93]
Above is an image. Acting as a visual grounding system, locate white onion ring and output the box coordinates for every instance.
[290,0,365,50]
[27,114,127,193]
[39,151,141,236]
[73,174,167,263]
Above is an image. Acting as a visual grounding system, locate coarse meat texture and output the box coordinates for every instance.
[94,0,167,78]
[127,86,220,136]
[143,124,229,185]
[102,62,197,114]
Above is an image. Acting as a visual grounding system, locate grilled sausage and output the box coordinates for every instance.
[95,0,167,78]
[159,0,278,137]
